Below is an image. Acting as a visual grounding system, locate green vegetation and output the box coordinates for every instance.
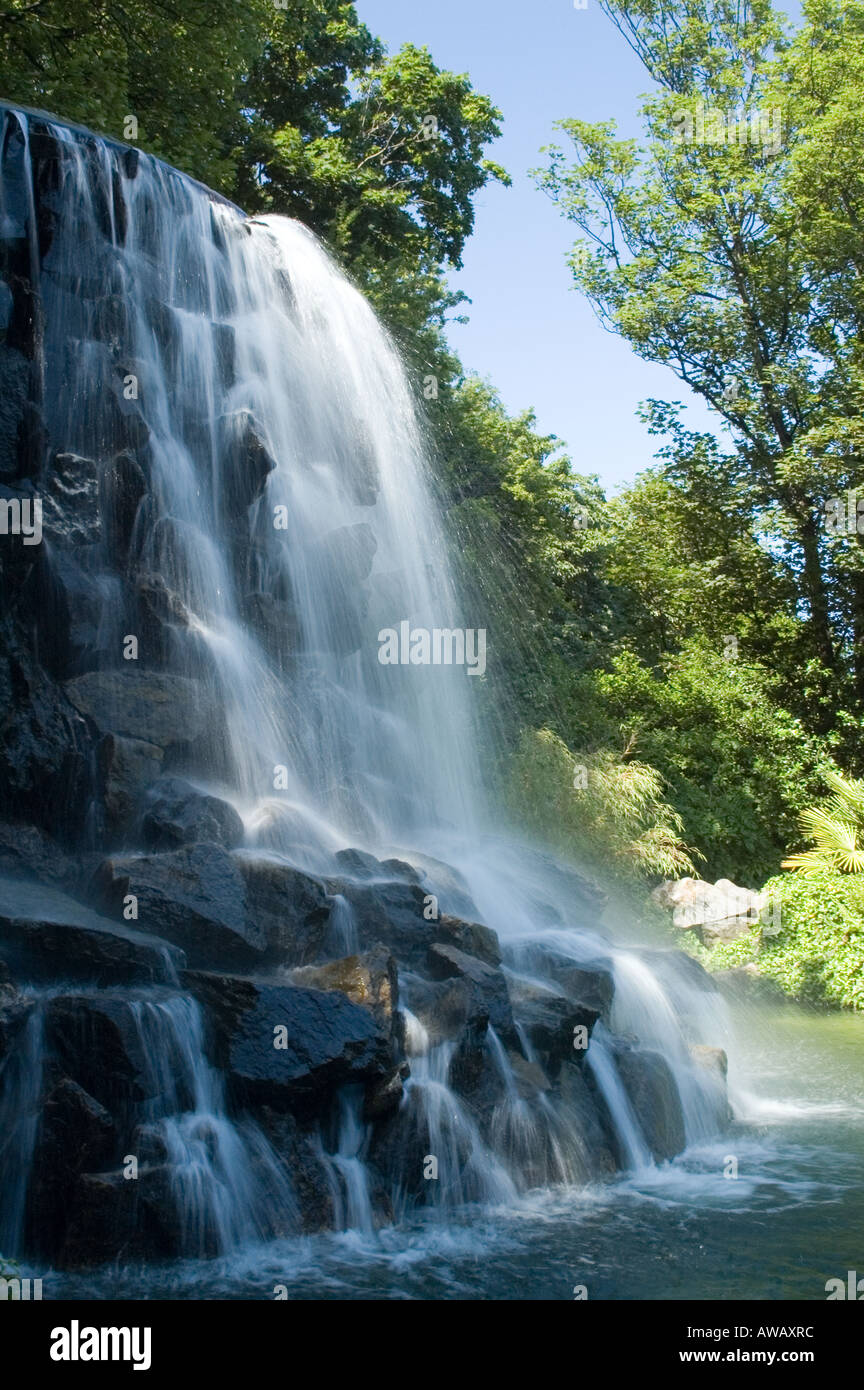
[759,873,864,1009]
[504,728,698,883]
[782,768,864,874]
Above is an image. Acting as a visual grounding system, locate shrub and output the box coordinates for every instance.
[504,727,699,883]
[755,872,864,1010]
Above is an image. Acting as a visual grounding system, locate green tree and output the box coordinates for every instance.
[0,0,270,189]
[534,0,864,735]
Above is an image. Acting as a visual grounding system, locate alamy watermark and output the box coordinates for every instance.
[825,490,864,534]
[378,621,487,677]
[671,104,784,156]
[0,496,42,545]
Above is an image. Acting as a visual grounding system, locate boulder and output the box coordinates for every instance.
[288,945,398,1031]
[45,994,166,1110]
[0,876,184,985]
[64,670,218,750]
[511,989,600,1077]
[258,1109,336,1233]
[94,844,266,968]
[25,1078,117,1257]
[652,877,763,944]
[0,821,78,890]
[100,448,147,565]
[141,776,244,851]
[521,947,615,1016]
[426,942,517,1047]
[0,615,95,842]
[182,971,392,1115]
[234,852,332,965]
[614,1045,686,1162]
[557,1061,618,1179]
[98,733,164,837]
[61,1164,179,1267]
[392,851,480,919]
[334,877,502,975]
[220,410,275,514]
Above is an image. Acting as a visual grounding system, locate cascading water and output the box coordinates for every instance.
[0,105,749,1282]
[128,994,297,1255]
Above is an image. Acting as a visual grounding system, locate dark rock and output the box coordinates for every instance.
[141,776,244,851]
[392,851,480,919]
[183,970,392,1116]
[402,974,482,1047]
[220,410,275,514]
[435,914,500,967]
[447,1010,506,1117]
[0,911,184,987]
[0,614,95,843]
[25,1078,117,1257]
[64,670,219,749]
[0,970,30,1063]
[94,844,265,968]
[363,1067,404,1120]
[100,449,147,565]
[520,946,615,1017]
[61,1164,178,1267]
[426,942,516,1045]
[99,733,164,838]
[288,945,398,1031]
[614,1045,686,1162]
[0,821,77,891]
[336,878,501,975]
[557,1061,618,1178]
[511,987,600,1077]
[35,545,105,678]
[258,1109,335,1233]
[235,852,331,965]
[45,994,164,1111]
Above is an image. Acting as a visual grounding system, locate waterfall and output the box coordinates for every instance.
[127,994,297,1255]
[0,104,739,1266]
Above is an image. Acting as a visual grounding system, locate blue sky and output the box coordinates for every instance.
[357,0,723,492]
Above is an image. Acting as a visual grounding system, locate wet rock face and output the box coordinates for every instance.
[182,970,393,1115]
[94,844,265,968]
[140,776,244,851]
[289,945,398,1032]
[24,1078,117,1258]
[234,854,332,966]
[613,1045,686,1162]
[64,671,219,750]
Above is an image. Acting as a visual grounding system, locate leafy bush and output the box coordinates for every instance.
[504,727,698,883]
[692,929,762,973]
[755,872,864,1010]
[571,641,834,885]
